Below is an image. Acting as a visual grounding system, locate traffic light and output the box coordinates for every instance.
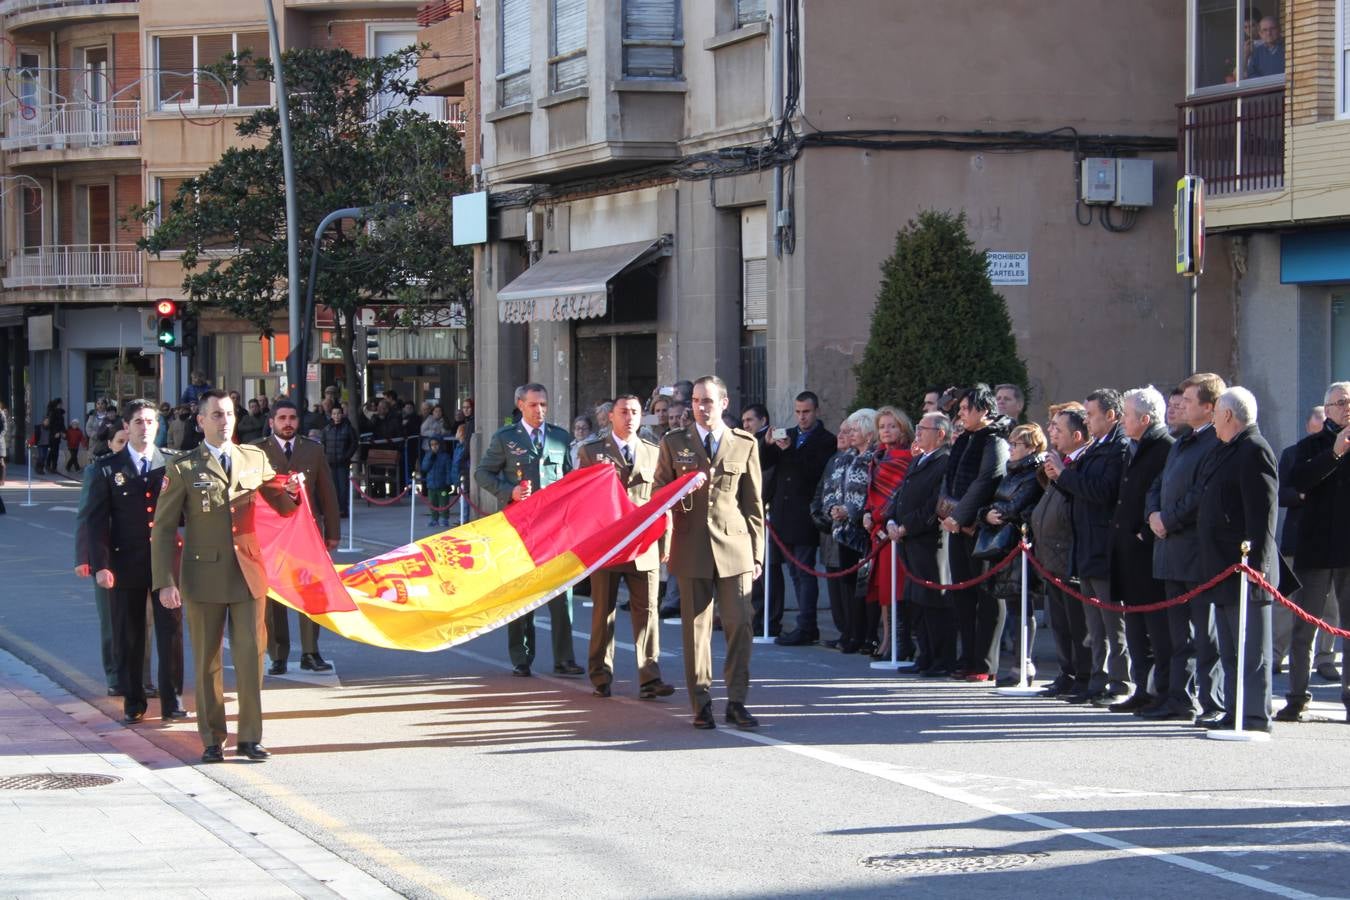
[155,299,178,349]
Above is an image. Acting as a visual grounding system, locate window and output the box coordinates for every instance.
[499,0,531,107]
[155,32,270,110]
[155,177,235,251]
[370,27,446,120]
[736,0,767,28]
[1340,0,1350,116]
[17,51,42,110]
[1191,0,1283,93]
[550,0,587,93]
[623,0,682,79]
[21,186,43,252]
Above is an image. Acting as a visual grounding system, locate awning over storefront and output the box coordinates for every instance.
[497,238,668,323]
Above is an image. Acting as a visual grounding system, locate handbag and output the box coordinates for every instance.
[973,523,1016,560]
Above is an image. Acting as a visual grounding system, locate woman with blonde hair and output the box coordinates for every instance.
[862,406,914,658]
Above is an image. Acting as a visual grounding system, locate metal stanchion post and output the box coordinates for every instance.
[872,541,899,670]
[21,444,38,507]
[408,477,416,545]
[458,479,468,525]
[1209,541,1270,742]
[753,516,775,644]
[338,477,362,553]
[999,528,1040,697]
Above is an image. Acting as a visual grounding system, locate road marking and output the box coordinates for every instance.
[48,505,79,512]
[723,728,1320,899]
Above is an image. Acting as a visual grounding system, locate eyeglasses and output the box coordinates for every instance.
[1327,398,1350,409]
[915,425,943,433]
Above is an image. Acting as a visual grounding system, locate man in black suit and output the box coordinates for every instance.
[1109,387,1175,715]
[885,411,953,674]
[1195,386,1278,732]
[85,399,185,724]
[766,391,837,646]
[1043,388,1131,705]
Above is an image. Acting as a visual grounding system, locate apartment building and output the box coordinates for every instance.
[1178,0,1350,454]
[0,0,451,451]
[447,0,1206,447]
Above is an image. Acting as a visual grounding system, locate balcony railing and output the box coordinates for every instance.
[1177,84,1285,196]
[3,245,142,288]
[417,0,463,27]
[1,100,140,152]
[0,0,135,16]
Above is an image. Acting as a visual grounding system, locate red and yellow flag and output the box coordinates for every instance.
[253,465,703,652]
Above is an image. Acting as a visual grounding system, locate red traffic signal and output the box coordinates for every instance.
[155,299,178,317]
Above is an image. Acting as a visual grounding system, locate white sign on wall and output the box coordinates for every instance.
[987,251,1030,285]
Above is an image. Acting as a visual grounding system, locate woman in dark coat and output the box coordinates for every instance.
[977,423,1047,684]
[942,384,1012,681]
[825,409,877,654]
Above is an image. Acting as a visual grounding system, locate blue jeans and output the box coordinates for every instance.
[787,543,821,633]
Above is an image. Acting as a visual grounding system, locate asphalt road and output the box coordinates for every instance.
[3,475,1349,900]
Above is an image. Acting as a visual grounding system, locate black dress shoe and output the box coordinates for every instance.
[1273,702,1306,723]
[300,653,333,672]
[1091,691,1127,709]
[725,702,759,729]
[1315,662,1341,682]
[1063,691,1093,705]
[822,639,841,650]
[200,745,224,764]
[553,661,584,676]
[618,600,630,611]
[1138,703,1196,721]
[658,606,680,619]
[122,711,145,725]
[143,686,158,698]
[592,684,611,698]
[511,665,532,677]
[162,709,190,720]
[1108,693,1154,713]
[838,642,860,654]
[692,703,716,729]
[775,629,819,646]
[639,679,676,700]
[236,742,270,760]
[920,668,951,678]
[1194,709,1227,726]
[269,660,287,675]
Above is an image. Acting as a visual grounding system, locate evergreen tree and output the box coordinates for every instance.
[853,210,1028,412]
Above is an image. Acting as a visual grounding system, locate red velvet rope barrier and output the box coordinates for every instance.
[766,522,887,579]
[1023,546,1239,614]
[1240,565,1350,640]
[424,490,458,512]
[349,476,411,506]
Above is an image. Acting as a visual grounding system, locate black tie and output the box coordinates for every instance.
[284,440,293,461]
[704,433,713,460]
[221,451,231,479]
[621,444,633,466]
[139,458,149,477]
[533,429,543,454]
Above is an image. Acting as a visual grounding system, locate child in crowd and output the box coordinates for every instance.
[420,436,454,528]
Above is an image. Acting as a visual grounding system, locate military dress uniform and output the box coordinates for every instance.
[151,442,297,753]
[254,434,340,671]
[85,445,184,720]
[653,425,764,722]
[578,433,671,697]
[474,418,579,674]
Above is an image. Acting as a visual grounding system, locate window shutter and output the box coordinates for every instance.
[236,32,271,106]
[551,0,587,91]
[21,187,43,250]
[197,33,234,106]
[1342,0,1350,115]
[157,36,194,106]
[736,0,767,27]
[500,0,531,106]
[742,256,767,327]
[623,0,680,78]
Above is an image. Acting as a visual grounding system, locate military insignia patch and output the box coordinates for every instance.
[113,473,126,486]
[162,475,171,492]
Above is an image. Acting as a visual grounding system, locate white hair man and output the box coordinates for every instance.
[1280,382,1350,723]
[1194,386,1278,732]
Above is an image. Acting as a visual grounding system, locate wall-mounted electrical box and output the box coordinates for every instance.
[1115,158,1155,208]
[1081,157,1116,204]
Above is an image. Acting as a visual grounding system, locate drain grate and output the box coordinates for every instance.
[0,773,121,791]
[861,846,1047,874]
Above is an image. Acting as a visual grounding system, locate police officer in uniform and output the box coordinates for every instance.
[152,390,300,763]
[474,382,583,677]
[653,375,764,729]
[85,400,185,724]
[579,394,675,699]
[254,399,340,674]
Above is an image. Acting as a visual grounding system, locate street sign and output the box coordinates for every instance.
[1175,175,1205,276]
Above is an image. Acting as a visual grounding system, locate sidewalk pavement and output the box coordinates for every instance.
[0,648,399,899]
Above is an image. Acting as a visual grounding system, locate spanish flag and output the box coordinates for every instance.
[253,465,704,652]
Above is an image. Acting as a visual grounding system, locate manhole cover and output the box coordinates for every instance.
[861,846,1047,874]
[0,773,121,791]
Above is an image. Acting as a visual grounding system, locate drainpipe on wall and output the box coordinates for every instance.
[770,0,785,258]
